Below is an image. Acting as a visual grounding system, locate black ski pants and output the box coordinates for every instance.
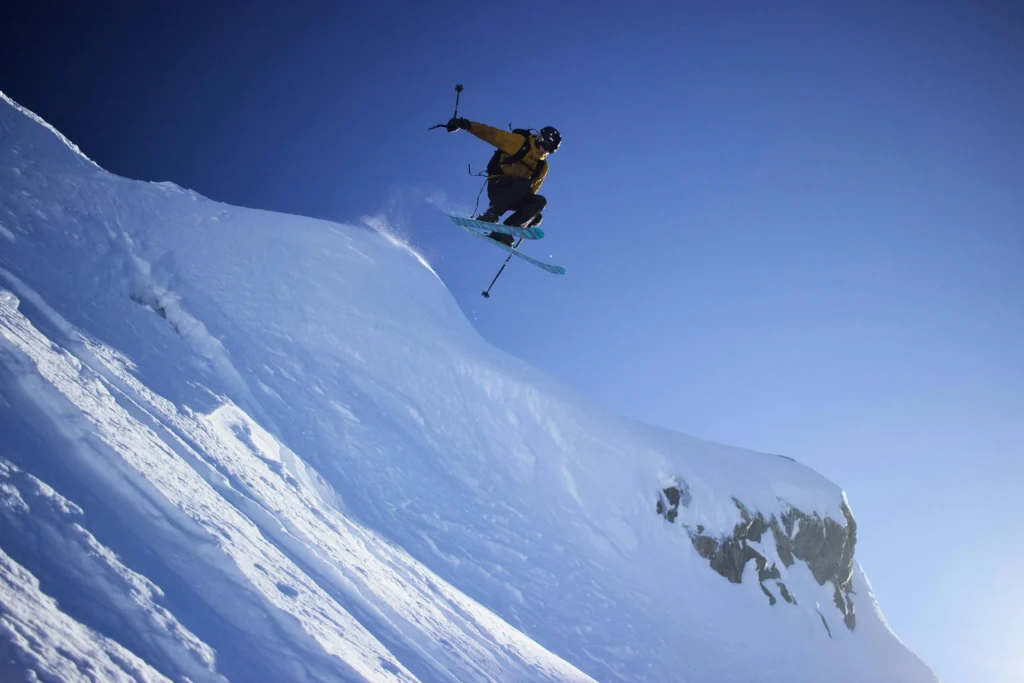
[487,176,546,227]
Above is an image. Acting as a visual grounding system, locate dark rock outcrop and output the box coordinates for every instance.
[819,611,833,638]
[656,480,691,523]
[657,479,858,633]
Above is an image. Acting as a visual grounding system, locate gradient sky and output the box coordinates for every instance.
[2,2,1022,681]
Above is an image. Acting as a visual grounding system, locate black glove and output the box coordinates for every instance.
[446,117,471,132]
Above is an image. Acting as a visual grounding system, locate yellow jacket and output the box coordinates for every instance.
[466,121,549,193]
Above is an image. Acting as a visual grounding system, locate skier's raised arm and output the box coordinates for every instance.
[446,118,524,155]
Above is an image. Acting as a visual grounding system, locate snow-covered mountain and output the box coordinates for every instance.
[0,92,936,682]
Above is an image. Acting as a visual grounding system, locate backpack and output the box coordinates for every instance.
[486,128,547,182]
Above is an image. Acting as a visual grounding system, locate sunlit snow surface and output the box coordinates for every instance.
[0,93,936,682]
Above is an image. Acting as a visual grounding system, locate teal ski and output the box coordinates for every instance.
[449,217,565,275]
[447,214,544,240]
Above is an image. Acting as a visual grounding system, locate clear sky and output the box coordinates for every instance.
[2,2,1021,681]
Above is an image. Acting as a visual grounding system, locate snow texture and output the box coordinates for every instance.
[0,91,937,682]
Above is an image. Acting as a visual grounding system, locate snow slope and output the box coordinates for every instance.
[0,92,937,682]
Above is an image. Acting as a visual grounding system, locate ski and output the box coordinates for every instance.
[450,220,565,275]
[447,214,544,240]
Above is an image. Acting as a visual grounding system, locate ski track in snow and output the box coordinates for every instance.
[0,91,937,682]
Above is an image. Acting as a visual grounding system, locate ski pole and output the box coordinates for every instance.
[452,83,463,118]
[482,237,523,298]
[428,83,465,130]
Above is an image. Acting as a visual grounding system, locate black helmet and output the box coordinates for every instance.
[537,126,561,153]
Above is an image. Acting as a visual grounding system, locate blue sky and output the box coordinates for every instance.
[2,2,1022,681]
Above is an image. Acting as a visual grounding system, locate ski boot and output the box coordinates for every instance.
[487,232,515,247]
[476,209,514,246]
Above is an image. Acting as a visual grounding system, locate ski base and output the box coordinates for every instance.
[448,217,565,275]
[447,214,544,240]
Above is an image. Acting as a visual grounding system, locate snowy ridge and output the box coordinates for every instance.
[0,91,96,168]
[0,95,937,681]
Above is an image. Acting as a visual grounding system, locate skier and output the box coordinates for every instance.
[446,117,561,246]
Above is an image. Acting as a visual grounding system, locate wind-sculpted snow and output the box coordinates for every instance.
[0,546,172,683]
[0,91,936,682]
[0,458,222,682]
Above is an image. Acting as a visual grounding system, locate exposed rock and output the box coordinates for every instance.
[756,554,780,583]
[691,534,763,584]
[770,516,796,567]
[779,500,858,630]
[655,481,691,523]
[656,479,858,635]
[819,612,833,638]
[687,499,787,601]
